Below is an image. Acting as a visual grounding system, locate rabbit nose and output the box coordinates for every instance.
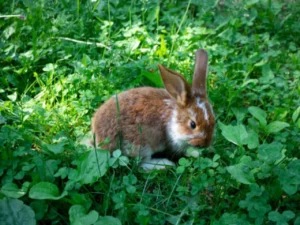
[189,137,212,148]
[189,139,204,147]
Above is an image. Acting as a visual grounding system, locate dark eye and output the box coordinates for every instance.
[190,121,196,129]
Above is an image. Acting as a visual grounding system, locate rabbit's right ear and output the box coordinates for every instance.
[158,64,191,106]
[192,49,208,97]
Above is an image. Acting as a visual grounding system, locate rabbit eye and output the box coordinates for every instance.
[190,121,196,129]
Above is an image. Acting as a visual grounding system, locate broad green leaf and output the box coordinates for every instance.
[1,182,30,198]
[282,184,298,196]
[227,156,255,185]
[176,166,185,174]
[283,180,298,196]
[282,211,295,220]
[30,200,48,220]
[82,54,91,67]
[128,39,140,51]
[112,191,126,210]
[232,107,248,122]
[20,50,34,60]
[294,216,300,225]
[75,150,109,184]
[277,160,300,195]
[69,205,99,225]
[246,131,259,149]
[296,119,300,129]
[227,165,255,185]
[239,184,271,224]
[254,59,268,67]
[68,193,93,211]
[142,71,163,87]
[126,185,136,194]
[33,158,60,182]
[218,27,232,41]
[119,156,129,166]
[212,213,250,225]
[194,157,213,170]
[0,114,7,124]
[112,149,122,158]
[45,142,65,154]
[147,5,159,22]
[219,122,248,146]
[54,167,69,179]
[108,157,118,168]
[94,216,122,225]
[248,106,267,127]
[186,146,202,156]
[29,182,67,200]
[22,0,36,8]
[7,92,17,101]
[260,64,274,84]
[292,106,300,123]
[0,197,36,225]
[3,26,15,39]
[245,0,259,8]
[268,210,295,225]
[69,205,86,222]
[179,157,191,166]
[123,174,137,185]
[258,142,283,163]
[266,121,289,133]
[241,79,258,87]
[43,63,56,72]
[213,154,220,162]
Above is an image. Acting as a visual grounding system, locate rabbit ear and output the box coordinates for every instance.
[158,64,191,106]
[192,49,208,97]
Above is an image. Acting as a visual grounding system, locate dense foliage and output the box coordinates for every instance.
[0,0,299,224]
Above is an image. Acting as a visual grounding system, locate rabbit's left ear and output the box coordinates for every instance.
[192,49,208,97]
[158,64,191,106]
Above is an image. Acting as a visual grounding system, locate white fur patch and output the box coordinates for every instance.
[188,109,196,121]
[196,97,209,121]
[168,109,190,150]
[140,158,175,170]
[196,132,205,137]
[164,99,172,105]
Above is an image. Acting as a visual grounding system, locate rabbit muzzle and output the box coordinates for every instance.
[188,137,211,148]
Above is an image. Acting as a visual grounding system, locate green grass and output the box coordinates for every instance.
[0,0,300,224]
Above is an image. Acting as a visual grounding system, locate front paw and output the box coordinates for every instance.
[140,158,175,170]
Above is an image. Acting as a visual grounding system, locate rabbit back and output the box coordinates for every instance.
[92,87,173,158]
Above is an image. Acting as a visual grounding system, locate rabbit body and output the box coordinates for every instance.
[92,87,173,160]
[92,49,215,166]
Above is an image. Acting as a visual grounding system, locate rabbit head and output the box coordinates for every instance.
[158,49,215,152]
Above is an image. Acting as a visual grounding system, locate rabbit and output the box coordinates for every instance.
[91,49,215,169]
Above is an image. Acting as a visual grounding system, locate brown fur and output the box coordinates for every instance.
[91,49,215,160]
[92,87,173,157]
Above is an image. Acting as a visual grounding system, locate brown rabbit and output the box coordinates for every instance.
[92,49,215,169]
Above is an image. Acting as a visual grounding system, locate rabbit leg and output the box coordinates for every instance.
[140,158,175,170]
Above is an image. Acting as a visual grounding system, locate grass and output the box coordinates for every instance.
[0,0,300,224]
